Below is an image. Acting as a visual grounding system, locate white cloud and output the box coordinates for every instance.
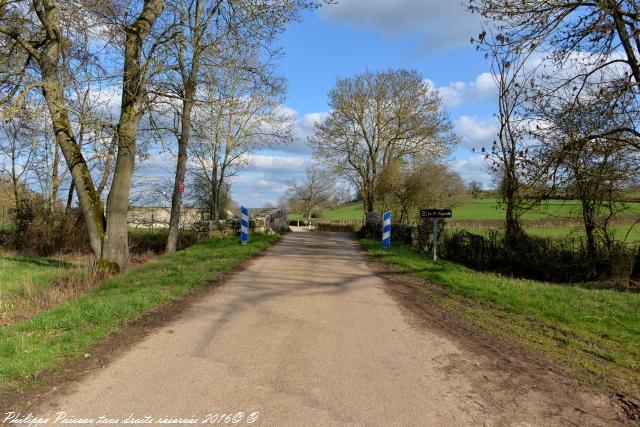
[320,0,481,51]
[276,111,329,155]
[245,154,310,174]
[229,173,291,206]
[454,115,498,150]
[452,155,492,186]
[301,112,329,128]
[434,72,496,108]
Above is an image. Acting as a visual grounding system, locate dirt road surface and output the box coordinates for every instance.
[33,232,624,426]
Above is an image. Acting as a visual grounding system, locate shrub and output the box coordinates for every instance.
[360,215,637,285]
[440,228,636,285]
[631,246,640,283]
[128,229,200,254]
[5,195,201,256]
[9,196,90,255]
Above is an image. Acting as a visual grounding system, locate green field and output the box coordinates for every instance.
[0,256,84,297]
[450,224,640,244]
[304,198,640,222]
[360,238,640,399]
[0,234,279,387]
[289,203,365,221]
[525,225,640,243]
[295,199,640,244]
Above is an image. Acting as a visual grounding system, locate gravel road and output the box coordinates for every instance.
[33,231,623,426]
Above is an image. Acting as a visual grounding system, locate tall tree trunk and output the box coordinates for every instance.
[503,174,521,244]
[102,118,136,270]
[65,181,75,212]
[167,0,202,252]
[210,185,217,220]
[364,191,375,212]
[36,5,105,256]
[608,0,640,86]
[212,179,219,220]
[10,142,19,210]
[50,141,60,211]
[11,176,19,211]
[579,190,598,275]
[102,0,164,270]
[166,83,196,252]
[213,176,225,221]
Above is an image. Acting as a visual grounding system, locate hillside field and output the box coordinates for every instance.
[295,198,640,221]
[291,198,640,243]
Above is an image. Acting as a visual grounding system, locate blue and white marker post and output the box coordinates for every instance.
[240,206,249,245]
[382,210,391,249]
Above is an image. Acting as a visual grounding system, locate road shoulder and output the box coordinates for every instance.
[363,252,637,424]
[0,244,277,413]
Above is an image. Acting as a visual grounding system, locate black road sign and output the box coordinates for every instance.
[420,209,452,218]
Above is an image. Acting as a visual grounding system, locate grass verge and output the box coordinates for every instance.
[360,238,640,399]
[0,256,85,297]
[0,234,279,388]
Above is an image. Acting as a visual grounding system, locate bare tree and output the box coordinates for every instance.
[0,107,38,207]
[469,0,640,146]
[474,31,541,241]
[188,50,292,220]
[30,112,61,210]
[310,69,456,213]
[191,173,232,219]
[468,181,483,199]
[162,0,225,251]
[285,167,334,220]
[529,82,640,270]
[375,159,467,223]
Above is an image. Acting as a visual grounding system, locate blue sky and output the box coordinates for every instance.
[137,1,499,207]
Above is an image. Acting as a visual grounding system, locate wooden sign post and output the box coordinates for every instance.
[419,209,452,261]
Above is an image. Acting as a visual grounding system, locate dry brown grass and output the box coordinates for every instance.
[1,268,104,326]
[0,252,158,327]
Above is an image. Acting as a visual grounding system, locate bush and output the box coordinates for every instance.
[9,197,90,255]
[128,229,200,254]
[440,228,636,285]
[360,214,637,285]
[4,195,201,256]
[631,246,640,283]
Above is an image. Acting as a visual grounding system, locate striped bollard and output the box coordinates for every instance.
[241,206,249,244]
[382,210,391,249]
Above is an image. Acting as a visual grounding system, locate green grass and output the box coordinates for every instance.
[526,225,640,243]
[289,203,365,221]
[456,198,640,221]
[322,198,640,221]
[361,238,640,398]
[450,224,640,243]
[313,198,640,222]
[323,203,365,221]
[0,234,279,387]
[0,256,84,297]
[303,199,640,245]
